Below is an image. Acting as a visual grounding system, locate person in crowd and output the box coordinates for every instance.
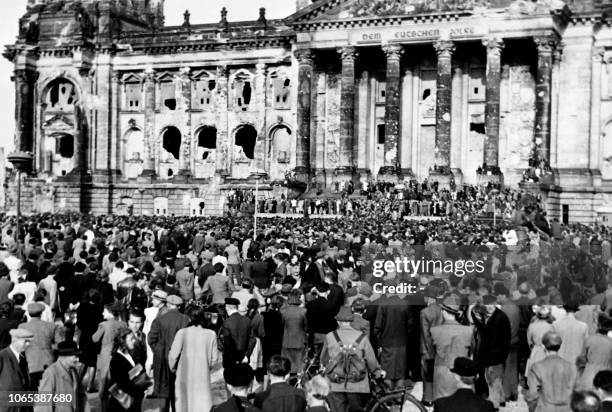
[553,302,589,365]
[213,363,262,412]
[0,328,33,397]
[0,302,21,350]
[35,341,86,412]
[594,370,612,412]
[321,306,385,412]
[77,288,104,392]
[496,283,520,404]
[433,357,495,412]
[253,355,306,412]
[420,284,444,407]
[126,310,146,367]
[169,305,222,412]
[203,263,234,306]
[19,302,60,390]
[525,331,577,412]
[281,290,307,375]
[148,295,189,412]
[221,297,256,369]
[107,328,146,412]
[570,391,601,412]
[304,375,331,412]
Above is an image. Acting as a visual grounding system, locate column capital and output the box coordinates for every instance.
[255,62,267,75]
[216,65,228,78]
[534,35,560,54]
[382,44,403,60]
[592,46,605,63]
[482,37,505,56]
[338,46,358,63]
[434,40,455,58]
[294,49,314,66]
[144,67,155,83]
[11,69,38,84]
[179,66,191,78]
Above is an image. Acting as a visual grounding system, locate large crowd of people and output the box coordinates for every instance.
[1,181,612,412]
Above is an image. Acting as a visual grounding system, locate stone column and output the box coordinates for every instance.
[177,67,192,179]
[295,49,313,183]
[379,44,403,179]
[533,35,557,169]
[432,40,455,183]
[110,71,120,174]
[336,46,358,178]
[141,68,156,177]
[482,37,504,183]
[215,65,229,177]
[253,63,267,175]
[13,69,37,155]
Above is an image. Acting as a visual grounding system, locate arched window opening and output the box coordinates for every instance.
[270,126,292,163]
[422,89,431,101]
[197,126,217,150]
[162,127,181,160]
[57,134,74,158]
[46,79,77,110]
[235,125,257,160]
[125,128,144,160]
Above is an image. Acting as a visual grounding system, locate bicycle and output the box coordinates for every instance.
[365,378,427,412]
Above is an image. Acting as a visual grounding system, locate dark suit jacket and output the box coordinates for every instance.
[434,388,494,412]
[0,279,13,304]
[0,318,21,350]
[305,297,337,335]
[250,261,270,290]
[476,308,511,367]
[0,346,29,392]
[212,396,262,412]
[108,352,143,412]
[221,313,255,365]
[21,261,39,284]
[253,382,307,412]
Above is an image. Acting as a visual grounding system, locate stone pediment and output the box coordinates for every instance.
[292,0,565,23]
[43,113,75,132]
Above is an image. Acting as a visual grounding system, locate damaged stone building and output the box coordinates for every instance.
[5,0,612,222]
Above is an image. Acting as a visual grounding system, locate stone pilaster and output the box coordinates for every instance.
[432,40,455,176]
[177,67,192,179]
[533,35,557,168]
[295,49,314,183]
[215,65,229,176]
[141,68,156,177]
[481,37,504,184]
[379,44,403,179]
[336,46,358,177]
[110,70,120,175]
[12,69,37,156]
[253,63,267,175]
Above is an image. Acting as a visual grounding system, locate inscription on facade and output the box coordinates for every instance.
[355,25,484,44]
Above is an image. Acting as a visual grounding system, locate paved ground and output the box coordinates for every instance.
[86,381,529,412]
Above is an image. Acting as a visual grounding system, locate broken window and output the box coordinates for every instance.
[470,123,485,134]
[469,68,485,101]
[56,134,74,158]
[162,127,181,159]
[235,124,257,159]
[270,126,292,163]
[376,72,386,104]
[197,126,217,161]
[192,79,216,109]
[422,89,431,101]
[377,124,386,145]
[160,81,176,110]
[233,72,253,111]
[270,72,291,109]
[46,79,77,111]
[125,83,142,110]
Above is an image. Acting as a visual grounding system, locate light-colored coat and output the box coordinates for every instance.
[552,313,588,364]
[19,318,60,374]
[34,360,85,412]
[526,354,576,412]
[168,326,221,412]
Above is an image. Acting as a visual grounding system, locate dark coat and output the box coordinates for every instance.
[280,306,307,349]
[221,312,255,367]
[253,382,307,412]
[250,261,269,290]
[373,295,414,380]
[212,396,262,412]
[305,297,337,336]
[0,346,31,412]
[0,318,20,350]
[108,352,143,412]
[476,308,511,368]
[147,309,189,398]
[434,388,495,412]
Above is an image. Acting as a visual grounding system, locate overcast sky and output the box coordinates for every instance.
[0,0,296,154]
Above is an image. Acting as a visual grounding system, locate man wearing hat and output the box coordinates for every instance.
[148,295,189,412]
[35,341,85,412]
[19,302,60,390]
[221,297,255,369]
[0,328,33,408]
[420,284,445,406]
[321,306,384,412]
[212,363,261,412]
[433,357,495,412]
[430,295,475,401]
[305,283,338,355]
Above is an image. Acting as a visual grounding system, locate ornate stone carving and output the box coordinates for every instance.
[338,46,358,62]
[482,37,505,57]
[294,49,314,66]
[534,35,560,54]
[349,0,489,18]
[434,41,455,58]
[382,44,403,60]
[507,0,566,15]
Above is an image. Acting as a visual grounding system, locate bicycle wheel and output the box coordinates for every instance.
[366,391,427,412]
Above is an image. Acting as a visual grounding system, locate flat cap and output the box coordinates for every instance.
[152,290,168,301]
[27,302,45,317]
[166,295,184,306]
[10,328,34,339]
